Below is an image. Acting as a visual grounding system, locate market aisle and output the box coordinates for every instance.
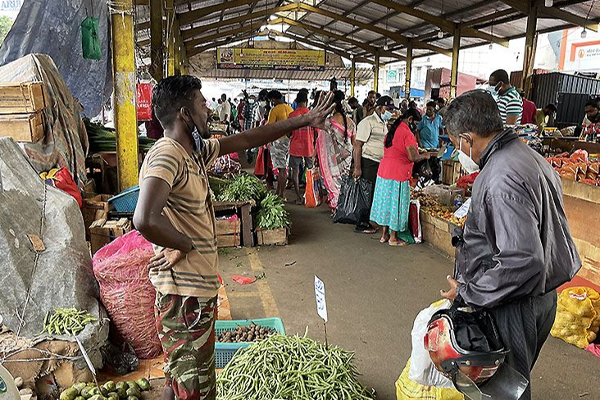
[220,196,600,400]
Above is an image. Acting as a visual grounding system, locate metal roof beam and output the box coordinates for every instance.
[305,0,371,41]
[182,3,298,40]
[184,25,260,50]
[295,3,451,56]
[187,31,259,57]
[273,17,405,60]
[499,0,598,31]
[178,0,259,26]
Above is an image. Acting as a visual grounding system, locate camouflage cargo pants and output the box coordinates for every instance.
[155,292,217,400]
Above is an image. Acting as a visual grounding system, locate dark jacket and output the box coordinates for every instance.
[455,128,581,309]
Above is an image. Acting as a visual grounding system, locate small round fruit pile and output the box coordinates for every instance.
[59,379,151,400]
[217,324,277,343]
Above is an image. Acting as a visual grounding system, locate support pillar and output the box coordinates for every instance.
[405,42,413,99]
[149,0,163,81]
[350,59,356,97]
[450,26,460,99]
[166,0,176,77]
[110,0,139,191]
[522,4,538,96]
[374,52,380,93]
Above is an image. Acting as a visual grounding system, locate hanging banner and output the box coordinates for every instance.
[136,83,153,121]
[216,47,326,71]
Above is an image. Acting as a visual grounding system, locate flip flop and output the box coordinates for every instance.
[380,237,389,243]
[389,240,408,247]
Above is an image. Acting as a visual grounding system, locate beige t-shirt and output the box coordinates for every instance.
[139,137,221,299]
[356,112,387,163]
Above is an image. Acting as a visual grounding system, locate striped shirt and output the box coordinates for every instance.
[496,86,523,126]
[139,137,221,299]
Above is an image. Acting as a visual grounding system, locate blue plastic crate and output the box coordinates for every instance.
[215,317,285,369]
[108,185,140,213]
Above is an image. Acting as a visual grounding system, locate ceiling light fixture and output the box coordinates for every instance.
[383,44,389,51]
[489,43,493,50]
[544,0,553,7]
[437,30,444,39]
[581,28,587,38]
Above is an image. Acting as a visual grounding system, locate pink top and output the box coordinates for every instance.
[377,121,417,182]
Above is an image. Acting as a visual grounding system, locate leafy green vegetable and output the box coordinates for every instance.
[84,118,156,153]
[256,193,290,230]
[217,174,266,202]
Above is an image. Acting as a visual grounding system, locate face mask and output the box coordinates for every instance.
[248,99,255,104]
[381,110,393,121]
[184,111,205,152]
[487,84,499,99]
[458,139,480,174]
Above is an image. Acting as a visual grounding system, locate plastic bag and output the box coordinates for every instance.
[81,16,101,60]
[40,168,83,208]
[305,168,322,208]
[409,299,454,388]
[551,287,600,349]
[232,275,256,285]
[333,176,372,224]
[92,230,162,359]
[396,359,464,400]
[409,200,422,244]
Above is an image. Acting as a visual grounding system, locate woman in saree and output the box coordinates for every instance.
[316,90,356,210]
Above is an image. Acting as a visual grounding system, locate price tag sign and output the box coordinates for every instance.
[454,197,471,219]
[314,275,328,323]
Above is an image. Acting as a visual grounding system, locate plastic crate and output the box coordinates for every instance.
[215,317,286,369]
[108,185,140,213]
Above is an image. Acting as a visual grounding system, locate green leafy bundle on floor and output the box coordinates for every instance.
[256,193,290,230]
[217,173,267,203]
[84,118,156,153]
[217,334,373,400]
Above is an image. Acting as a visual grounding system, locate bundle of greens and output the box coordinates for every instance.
[217,334,373,400]
[217,174,267,203]
[84,118,156,153]
[256,193,291,230]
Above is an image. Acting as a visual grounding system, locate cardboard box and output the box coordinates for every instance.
[0,82,47,114]
[0,112,45,142]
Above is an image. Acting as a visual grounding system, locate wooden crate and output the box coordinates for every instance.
[216,216,242,248]
[256,228,288,246]
[213,201,254,247]
[82,194,112,240]
[217,234,241,248]
[420,211,457,259]
[89,218,132,254]
[442,159,466,186]
[0,82,46,114]
[0,112,45,142]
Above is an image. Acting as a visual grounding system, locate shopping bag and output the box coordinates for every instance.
[409,299,454,388]
[333,176,372,224]
[81,16,102,60]
[305,168,322,208]
[40,168,83,208]
[396,359,464,400]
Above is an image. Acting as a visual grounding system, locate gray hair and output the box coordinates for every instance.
[444,90,504,138]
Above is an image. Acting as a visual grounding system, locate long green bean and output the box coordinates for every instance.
[217,334,373,400]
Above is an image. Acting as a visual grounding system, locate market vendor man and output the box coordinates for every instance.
[133,75,334,400]
[439,90,581,400]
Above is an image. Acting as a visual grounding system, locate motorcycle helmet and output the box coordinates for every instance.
[424,304,508,384]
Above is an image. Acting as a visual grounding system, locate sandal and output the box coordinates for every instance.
[355,227,378,234]
[389,240,408,247]
[380,236,390,243]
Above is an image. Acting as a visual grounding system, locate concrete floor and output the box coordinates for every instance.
[218,194,600,400]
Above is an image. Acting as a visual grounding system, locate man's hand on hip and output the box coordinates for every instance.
[149,248,189,273]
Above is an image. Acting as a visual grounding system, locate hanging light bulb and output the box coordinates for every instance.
[581,28,587,39]
[437,30,444,39]
[383,44,389,51]
[544,0,553,7]
[489,43,493,50]
[350,54,354,60]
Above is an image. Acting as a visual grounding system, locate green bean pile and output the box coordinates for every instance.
[217,334,373,400]
[42,308,97,336]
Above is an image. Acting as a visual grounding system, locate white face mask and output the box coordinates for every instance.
[486,84,500,100]
[458,138,480,174]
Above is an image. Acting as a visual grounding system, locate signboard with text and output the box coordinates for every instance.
[217,47,326,71]
[314,276,328,323]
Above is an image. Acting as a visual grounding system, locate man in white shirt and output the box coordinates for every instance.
[218,93,231,123]
[353,95,396,233]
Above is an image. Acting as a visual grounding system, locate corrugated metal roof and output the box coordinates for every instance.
[190,66,374,82]
[135,0,600,63]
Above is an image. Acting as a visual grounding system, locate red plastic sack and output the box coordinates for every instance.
[409,200,422,243]
[232,275,256,285]
[92,230,162,359]
[305,168,321,208]
[40,168,83,208]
